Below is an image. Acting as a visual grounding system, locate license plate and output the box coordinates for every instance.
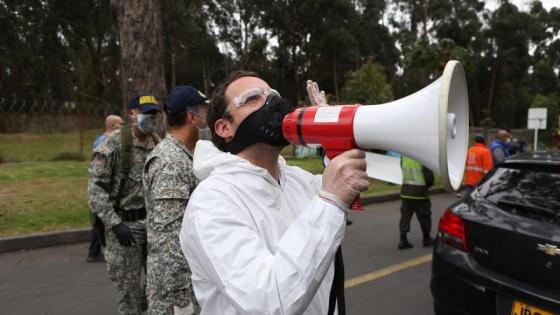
[511,300,556,315]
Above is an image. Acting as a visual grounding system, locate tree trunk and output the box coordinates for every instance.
[77,58,86,155]
[112,0,167,115]
[171,50,177,88]
[203,58,209,95]
[486,58,498,116]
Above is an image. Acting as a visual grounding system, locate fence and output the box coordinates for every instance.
[0,98,123,162]
[0,97,553,162]
[0,98,122,133]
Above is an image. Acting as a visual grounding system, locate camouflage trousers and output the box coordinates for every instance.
[105,220,147,315]
[147,230,199,315]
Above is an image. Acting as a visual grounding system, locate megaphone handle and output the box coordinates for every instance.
[350,194,364,211]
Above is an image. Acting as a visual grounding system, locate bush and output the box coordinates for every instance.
[52,151,86,161]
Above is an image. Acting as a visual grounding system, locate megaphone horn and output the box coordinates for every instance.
[283,60,469,206]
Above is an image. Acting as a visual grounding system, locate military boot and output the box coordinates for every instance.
[398,232,413,250]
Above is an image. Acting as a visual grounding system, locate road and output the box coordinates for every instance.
[0,193,457,315]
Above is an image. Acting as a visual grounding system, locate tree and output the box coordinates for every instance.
[352,0,399,81]
[161,0,225,94]
[111,0,166,113]
[482,2,534,128]
[0,0,74,101]
[341,59,393,104]
[428,0,485,49]
[305,0,360,103]
[52,0,120,106]
[257,0,315,103]
[205,0,267,71]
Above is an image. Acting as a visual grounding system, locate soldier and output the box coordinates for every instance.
[87,114,124,263]
[88,94,161,314]
[143,86,209,315]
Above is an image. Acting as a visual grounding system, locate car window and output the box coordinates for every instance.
[477,165,560,213]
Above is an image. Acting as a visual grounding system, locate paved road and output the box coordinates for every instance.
[0,193,457,315]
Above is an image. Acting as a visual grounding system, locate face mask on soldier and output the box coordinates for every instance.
[135,113,157,134]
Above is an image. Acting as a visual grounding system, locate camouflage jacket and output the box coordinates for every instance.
[87,128,159,228]
[143,134,199,237]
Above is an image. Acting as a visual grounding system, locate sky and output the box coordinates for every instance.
[485,0,559,11]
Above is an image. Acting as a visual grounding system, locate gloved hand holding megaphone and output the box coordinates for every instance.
[283,60,470,210]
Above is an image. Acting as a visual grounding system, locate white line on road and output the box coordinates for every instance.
[345,253,433,289]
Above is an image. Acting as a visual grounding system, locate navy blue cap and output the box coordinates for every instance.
[165,86,208,114]
[475,134,486,143]
[130,94,160,113]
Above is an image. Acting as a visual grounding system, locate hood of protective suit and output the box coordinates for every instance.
[193,140,287,181]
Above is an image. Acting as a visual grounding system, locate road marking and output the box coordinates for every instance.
[345,253,433,289]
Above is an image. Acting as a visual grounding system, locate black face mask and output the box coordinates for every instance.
[223,94,294,154]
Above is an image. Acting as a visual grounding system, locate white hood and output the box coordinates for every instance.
[193,140,287,181]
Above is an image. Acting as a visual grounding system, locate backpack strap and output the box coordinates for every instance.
[116,124,133,210]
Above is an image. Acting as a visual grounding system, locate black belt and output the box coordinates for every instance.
[116,208,146,221]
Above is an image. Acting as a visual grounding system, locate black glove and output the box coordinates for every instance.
[112,222,136,247]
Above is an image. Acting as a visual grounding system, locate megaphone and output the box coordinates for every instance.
[282,60,469,208]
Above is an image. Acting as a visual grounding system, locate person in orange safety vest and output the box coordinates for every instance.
[464,135,493,193]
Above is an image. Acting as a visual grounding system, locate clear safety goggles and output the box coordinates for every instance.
[229,87,281,111]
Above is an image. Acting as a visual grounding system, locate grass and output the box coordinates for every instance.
[0,132,439,237]
[0,161,90,237]
[0,129,101,162]
[0,157,409,237]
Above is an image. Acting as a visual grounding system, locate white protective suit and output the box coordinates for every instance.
[179,140,346,315]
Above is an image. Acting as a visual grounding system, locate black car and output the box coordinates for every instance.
[431,152,560,315]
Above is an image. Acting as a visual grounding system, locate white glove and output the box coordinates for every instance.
[306,80,327,106]
[321,149,369,209]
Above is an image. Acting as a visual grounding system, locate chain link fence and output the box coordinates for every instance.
[0,97,549,163]
[0,98,122,133]
[0,98,124,162]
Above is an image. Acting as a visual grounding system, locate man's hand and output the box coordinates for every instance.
[112,222,136,246]
[306,80,327,106]
[321,149,369,208]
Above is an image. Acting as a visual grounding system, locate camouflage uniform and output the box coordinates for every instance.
[88,128,158,315]
[143,134,200,315]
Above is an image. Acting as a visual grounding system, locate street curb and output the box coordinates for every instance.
[0,188,448,254]
[0,228,91,254]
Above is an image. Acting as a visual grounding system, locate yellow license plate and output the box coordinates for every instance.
[511,300,556,315]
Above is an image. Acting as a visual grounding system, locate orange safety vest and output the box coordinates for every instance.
[464,143,493,186]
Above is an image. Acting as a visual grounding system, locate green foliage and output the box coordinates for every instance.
[341,60,393,104]
[162,0,225,94]
[2,0,560,134]
[480,109,496,134]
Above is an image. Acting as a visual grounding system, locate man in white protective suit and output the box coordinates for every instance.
[179,70,369,315]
